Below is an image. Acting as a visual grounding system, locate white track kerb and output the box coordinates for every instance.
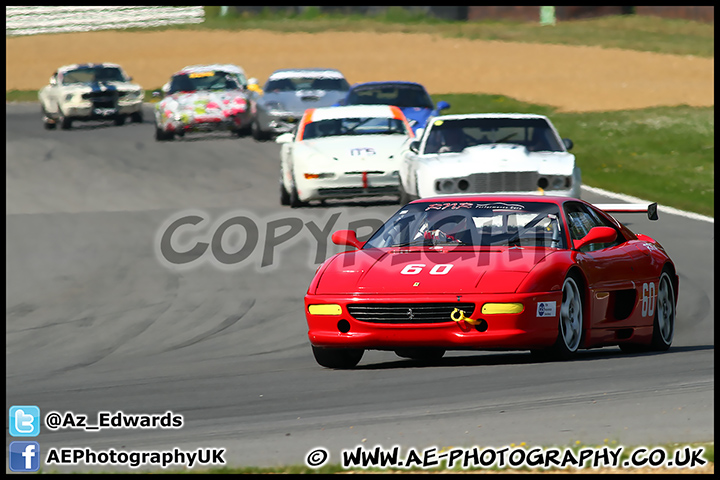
[582,185,713,224]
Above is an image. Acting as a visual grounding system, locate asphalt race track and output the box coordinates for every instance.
[6,103,714,472]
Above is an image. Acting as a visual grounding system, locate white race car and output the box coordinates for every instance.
[400,113,581,202]
[39,63,144,130]
[276,105,415,207]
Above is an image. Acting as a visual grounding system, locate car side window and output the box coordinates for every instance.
[564,202,621,252]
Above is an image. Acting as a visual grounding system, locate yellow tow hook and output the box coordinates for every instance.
[450,308,482,325]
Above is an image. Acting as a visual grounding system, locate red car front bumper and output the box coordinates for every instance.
[305,292,562,351]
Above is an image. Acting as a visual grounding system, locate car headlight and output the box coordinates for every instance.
[303,173,334,179]
[308,304,342,315]
[122,90,143,100]
[481,303,524,314]
[550,176,572,189]
[65,93,75,102]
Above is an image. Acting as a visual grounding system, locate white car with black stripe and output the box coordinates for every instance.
[39,63,144,130]
[400,113,581,203]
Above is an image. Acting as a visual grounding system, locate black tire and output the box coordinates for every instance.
[395,348,445,362]
[43,117,56,130]
[312,346,363,369]
[289,181,305,209]
[130,111,143,123]
[619,268,675,354]
[234,124,252,137]
[114,115,126,126]
[251,119,269,141]
[58,109,72,130]
[155,125,173,141]
[280,182,290,206]
[41,106,56,130]
[547,272,585,360]
[399,181,411,205]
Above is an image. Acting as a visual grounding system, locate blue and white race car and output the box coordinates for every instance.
[337,81,450,134]
[39,63,144,130]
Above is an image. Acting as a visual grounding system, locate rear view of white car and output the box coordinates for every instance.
[400,113,581,202]
[39,63,144,130]
[277,105,415,207]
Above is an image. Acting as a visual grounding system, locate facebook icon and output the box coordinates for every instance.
[9,441,41,472]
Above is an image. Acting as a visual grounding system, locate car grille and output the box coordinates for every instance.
[347,302,476,324]
[458,171,538,193]
[318,186,399,196]
[82,90,119,108]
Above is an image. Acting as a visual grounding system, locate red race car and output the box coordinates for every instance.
[305,195,679,368]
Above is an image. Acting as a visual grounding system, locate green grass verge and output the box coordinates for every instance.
[435,94,714,217]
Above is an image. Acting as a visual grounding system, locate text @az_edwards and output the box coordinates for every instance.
[44,410,183,431]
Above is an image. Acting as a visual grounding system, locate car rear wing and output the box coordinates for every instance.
[594,202,658,221]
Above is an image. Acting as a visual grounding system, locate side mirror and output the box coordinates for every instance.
[275,132,294,144]
[49,76,57,86]
[331,230,364,250]
[573,226,617,250]
[409,140,420,154]
[563,138,574,151]
[436,100,450,111]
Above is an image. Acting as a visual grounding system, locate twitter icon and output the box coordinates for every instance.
[9,405,40,437]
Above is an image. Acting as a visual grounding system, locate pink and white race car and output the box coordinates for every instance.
[153,64,253,141]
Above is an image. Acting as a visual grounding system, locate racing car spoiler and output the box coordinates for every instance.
[594,202,658,221]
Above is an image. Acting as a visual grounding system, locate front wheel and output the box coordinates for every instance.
[289,178,306,208]
[155,125,173,141]
[58,108,72,130]
[280,181,290,206]
[251,119,269,141]
[41,105,56,130]
[398,180,412,205]
[312,346,363,369]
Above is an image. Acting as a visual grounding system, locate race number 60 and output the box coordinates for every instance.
[400,264,453,275]
[641,282,656,317]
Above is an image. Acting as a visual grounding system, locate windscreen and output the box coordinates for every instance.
[62,66,125,85]
[168,71,240,93]
[364,200,566,249]
[424,117,564,154]
[265,76,350,92]
[347,84,434,109]
[302,116,407,139]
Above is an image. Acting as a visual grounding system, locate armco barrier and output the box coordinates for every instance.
[6,6,205,37]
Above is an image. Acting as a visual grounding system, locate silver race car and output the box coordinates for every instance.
[251,68,350,141]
